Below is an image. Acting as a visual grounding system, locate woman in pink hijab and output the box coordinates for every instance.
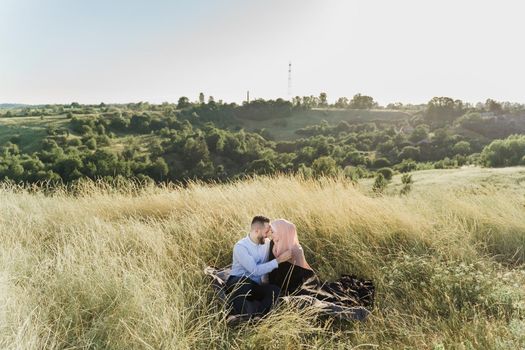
[268,219,315,295]
[265,219,375,318]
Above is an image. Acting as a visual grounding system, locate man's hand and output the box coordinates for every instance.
[276,250,292,263]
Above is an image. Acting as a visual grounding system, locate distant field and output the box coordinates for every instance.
[360,166,525,195]
[0,115,156,155]
[0,115,70,153]
[0,109,412,154]
[235,108,411,140]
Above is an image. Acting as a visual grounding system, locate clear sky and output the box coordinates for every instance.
[1,0,524,105]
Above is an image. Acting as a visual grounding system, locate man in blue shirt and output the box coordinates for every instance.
[226,215,292,317]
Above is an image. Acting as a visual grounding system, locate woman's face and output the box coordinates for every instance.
[269,225,280,242]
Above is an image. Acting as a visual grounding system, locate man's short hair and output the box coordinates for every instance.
[251,215,270,227]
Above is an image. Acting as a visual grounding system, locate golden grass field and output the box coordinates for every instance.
[0,167,524,349]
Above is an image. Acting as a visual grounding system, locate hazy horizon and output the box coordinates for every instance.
[2,0,524,105]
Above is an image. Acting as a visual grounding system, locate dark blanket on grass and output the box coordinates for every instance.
[204,265,375,322]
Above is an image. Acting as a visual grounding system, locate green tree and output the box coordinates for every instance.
[130,114,151,132]
[110,116,130,130]
[452,141,471,155]
[147,158,169,180]
[373,158,391,169]
[297,163,313,178]
[247,158,275,175]
[485,99,503,114]
[85,138,97,150]
[398,146,420,161]
[80,125,93,135]
[85,149,119,177]
[349,93,378,109]
[205,129,225,152]
[377,167,393,180]
[425,97,464,126]
[53,156,83,181]
[334,97,349,108]
[177,97,191,109]
[6,161,25,179]
[395,159,417,173]
[481,134,525,167]
[183,137,210,166]
[96,124,106,135]
[319,92,328,107]
[312,156,337,177]
[409,125,429,143]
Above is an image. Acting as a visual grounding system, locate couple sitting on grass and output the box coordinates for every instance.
[225,215,374,321]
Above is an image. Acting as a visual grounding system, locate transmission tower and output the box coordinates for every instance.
[287,62,292,97]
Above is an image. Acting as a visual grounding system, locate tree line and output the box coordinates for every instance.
[0,95,524,185]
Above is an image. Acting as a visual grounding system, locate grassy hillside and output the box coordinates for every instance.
[0,115,70,153]
[361,166,525,195]
[0,167,524,349]
[0,108,411,152]
[236,108,411,140]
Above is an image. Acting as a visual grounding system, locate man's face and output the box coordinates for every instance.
[256,222,272,244]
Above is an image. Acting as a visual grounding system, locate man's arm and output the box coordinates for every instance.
[233,244,278,277]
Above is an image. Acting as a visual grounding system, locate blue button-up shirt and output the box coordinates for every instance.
[229,234,278,284]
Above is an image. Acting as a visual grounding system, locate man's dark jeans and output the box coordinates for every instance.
[225,275,280,316]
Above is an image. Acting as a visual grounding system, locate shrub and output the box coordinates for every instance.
[80,125,93,135]
[85,138,97,150]
[146,158,169,180]
[395,159,417,173]
[398,146,420,161]
[96,135,111,147]
[42,138,59,151]
[246,158,275,175]
[434,157,458,169]
[343,165,366,181]
[481,134,525,167]
[9,135,21,144]
[372,173,387,193]
[312,156,338,177]
[377,167,394,180]
[297,164,313,178]
[373,158,391,169]
[452,141,471,155]
[96,124,106,135]
[400,173,412,195]
[401,173,412,185]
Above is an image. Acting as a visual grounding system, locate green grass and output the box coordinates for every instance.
[0,115,156,155]
[360,166,525,196]
[0,115,70,153]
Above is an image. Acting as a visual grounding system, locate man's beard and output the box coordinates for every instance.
[258,236,265,244]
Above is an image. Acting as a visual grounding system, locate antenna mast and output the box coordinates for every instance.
[287,62,292,98]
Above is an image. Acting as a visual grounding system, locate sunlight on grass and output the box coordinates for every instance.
[0,173,524,349]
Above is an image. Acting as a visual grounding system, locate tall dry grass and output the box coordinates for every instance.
[0,175,524,349]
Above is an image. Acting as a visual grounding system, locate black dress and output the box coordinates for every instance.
[268,240,375,308]
[268,241,314,295]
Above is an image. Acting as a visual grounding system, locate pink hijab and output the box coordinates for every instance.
[270,219,312,270]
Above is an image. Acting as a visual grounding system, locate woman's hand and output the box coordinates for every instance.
[276,250,292,263]
[291,245,305,264]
